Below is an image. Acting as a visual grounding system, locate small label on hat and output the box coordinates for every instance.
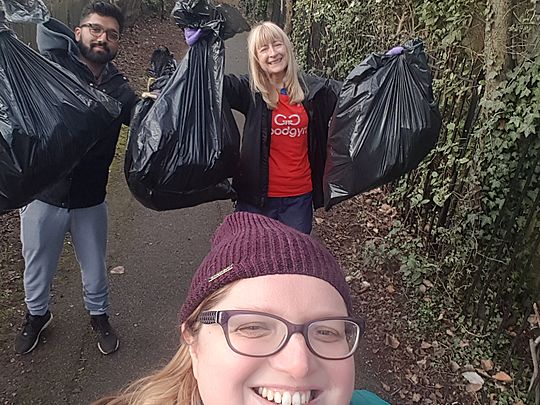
[208,264,234,282]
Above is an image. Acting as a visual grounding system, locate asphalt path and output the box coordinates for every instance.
[0,33,247,405]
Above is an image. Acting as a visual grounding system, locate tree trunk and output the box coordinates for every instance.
[284,0,293,34]
[531,0,540,55]
[483,0,513,100]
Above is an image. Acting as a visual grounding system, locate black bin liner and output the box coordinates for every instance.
[124,0,249,211]
[0,24,121,211]
[324,40,441,209]
[0,0,49,24]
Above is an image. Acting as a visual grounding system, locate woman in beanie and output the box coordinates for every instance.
[186,22,340,235]
[93,212,389,405]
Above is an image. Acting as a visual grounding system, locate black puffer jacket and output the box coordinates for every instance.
[35,18,138,209]
[224,74,341,209]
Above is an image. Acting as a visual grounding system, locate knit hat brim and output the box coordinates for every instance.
[179,212,353,323]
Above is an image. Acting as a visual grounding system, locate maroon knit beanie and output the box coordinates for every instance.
[179,212,353,323]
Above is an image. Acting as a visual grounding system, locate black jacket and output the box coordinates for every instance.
[35,18,138,209]
[224,74,341,209]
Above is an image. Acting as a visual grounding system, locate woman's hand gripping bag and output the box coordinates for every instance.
[125,0,250,211]
[324,40,441,209]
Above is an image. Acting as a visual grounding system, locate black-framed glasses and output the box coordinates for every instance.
[80,23,120,42]
[198,310,365,360]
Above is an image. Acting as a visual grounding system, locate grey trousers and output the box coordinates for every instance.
[20,200,110,316]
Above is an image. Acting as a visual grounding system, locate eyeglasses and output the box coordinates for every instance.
[80,23,120,42]
[198,310,365,360]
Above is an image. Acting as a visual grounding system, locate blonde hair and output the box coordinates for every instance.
[91,285,235,405]
[247,22,305,109]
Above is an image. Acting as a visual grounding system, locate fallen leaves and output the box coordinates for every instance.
[314,216,324,225]
[385,334,401,349]
[379,203,397,218]
[466,383,483,393]
[416,358,428,369]
[110,266,125,274]
[481,359,494,372]
[450,361,461,372]
[359,280,371,292]
[313,193,509,404]
[462,371,485,385]
[493,371,512,382]
[457,363,514,396]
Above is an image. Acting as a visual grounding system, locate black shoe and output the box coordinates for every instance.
[90,314,119,355]
[14,311,53,354]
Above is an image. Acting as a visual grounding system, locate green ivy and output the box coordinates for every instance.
[290,0,398,77]
[287,0,537,390]
[387,55,540,325]
[238,0,538,398]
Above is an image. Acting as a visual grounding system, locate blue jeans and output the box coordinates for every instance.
[235,192,313,234]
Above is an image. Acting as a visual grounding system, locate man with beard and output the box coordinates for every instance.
[14,1,138,355]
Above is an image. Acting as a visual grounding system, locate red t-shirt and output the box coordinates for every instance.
[268,92,312,197]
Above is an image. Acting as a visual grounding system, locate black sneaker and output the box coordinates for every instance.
[14,311,53,354]
[90,314,119,355]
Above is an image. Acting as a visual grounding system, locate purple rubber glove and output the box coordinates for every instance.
[386,46,404,56]
[184,28,203,47]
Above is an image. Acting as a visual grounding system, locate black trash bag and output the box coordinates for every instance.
[0,0,49,24]
[125,0,249,211]
[324,39,441,209]
[0,27,121,211]
[148,46,177,90]
[171,0,250,39]
[124,46,176,204]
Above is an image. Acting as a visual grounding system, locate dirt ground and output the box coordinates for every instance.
[315,192,472,404]
[0,211,24,352]
[0,13,481,405]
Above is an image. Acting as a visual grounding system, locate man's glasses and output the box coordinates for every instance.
[198,310,365,360]
[80,23,120,42]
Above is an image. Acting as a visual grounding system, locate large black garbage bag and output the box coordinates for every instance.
[172,0,250,39]
[124,46,178,206]
[0,0,49,23]
[0,27,121,211]
[324,40,441,209]
[125,0,249,211]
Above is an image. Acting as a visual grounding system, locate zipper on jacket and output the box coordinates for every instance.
[260,107,273,206]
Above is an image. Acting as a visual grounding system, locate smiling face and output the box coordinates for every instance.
[256,39,289,81]
[186,274,355,405]
[75,13,120,65]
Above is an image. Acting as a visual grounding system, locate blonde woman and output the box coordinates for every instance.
[224,22,341,234]
[189,22,339,234]
[93,212,389,405]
